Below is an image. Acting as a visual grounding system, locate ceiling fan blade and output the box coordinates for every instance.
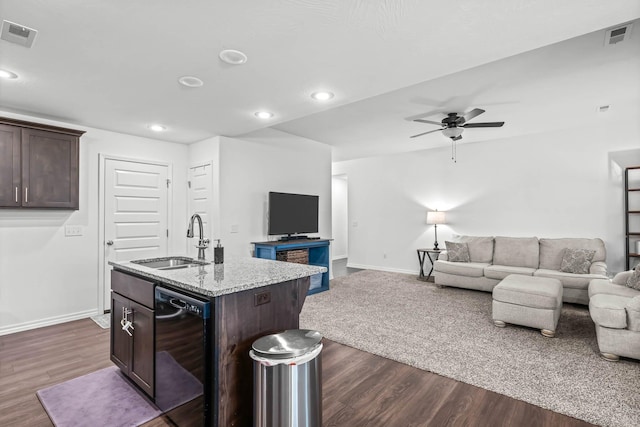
[461,108,485,123]
[410,128,443,138]
[413,118,443,126]
[462,121,505,128]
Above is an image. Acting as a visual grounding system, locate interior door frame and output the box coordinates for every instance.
[188,160,214,258]
[97,154,173,313]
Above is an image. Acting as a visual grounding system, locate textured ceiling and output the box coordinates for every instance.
[0,0,638,160]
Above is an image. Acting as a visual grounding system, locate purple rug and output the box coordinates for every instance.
[37,353,203,427]
[154,350,203,411]
[37,366,161,427]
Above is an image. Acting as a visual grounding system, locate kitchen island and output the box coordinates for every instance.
[109,256,326,427]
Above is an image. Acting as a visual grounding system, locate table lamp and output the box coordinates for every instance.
[426,210,446,250]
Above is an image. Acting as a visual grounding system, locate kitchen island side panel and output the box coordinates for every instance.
[214,276,310,427]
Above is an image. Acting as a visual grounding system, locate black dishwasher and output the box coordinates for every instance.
[155,286,212,426]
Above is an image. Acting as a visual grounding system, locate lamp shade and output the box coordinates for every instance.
[426,210,446,225]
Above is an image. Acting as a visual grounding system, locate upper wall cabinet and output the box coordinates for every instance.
[0,117,85,209]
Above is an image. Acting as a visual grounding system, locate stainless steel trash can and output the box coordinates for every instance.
[250,329,323,427]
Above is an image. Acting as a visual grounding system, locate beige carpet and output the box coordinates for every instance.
[300,270,640,427]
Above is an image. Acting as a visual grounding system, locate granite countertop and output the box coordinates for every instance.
[109,256,326,297]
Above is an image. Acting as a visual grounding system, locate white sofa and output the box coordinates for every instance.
[589,271,640,361]
[433,236,608,305]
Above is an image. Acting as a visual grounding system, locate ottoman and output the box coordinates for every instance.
[492,274,563,337]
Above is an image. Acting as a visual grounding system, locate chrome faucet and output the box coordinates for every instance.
[187,214,209,261]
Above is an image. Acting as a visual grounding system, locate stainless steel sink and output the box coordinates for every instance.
[131,257,208,270]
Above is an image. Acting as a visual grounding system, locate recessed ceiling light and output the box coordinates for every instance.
[0,69,18,79]
[148,124,166,132]
[254,111,274,119]
[597,105,611,113]
[219,49,248,65]
[178,75,204,88]
[311,91,334,101]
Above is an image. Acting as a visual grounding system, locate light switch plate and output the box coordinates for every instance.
[65,225,83,236]
[230,224,239,233]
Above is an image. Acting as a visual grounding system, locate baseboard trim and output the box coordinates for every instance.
[346,263,416,275]
[332,255,347,261]
[0,309,100,336]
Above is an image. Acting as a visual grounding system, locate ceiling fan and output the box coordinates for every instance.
[409,108,504,140]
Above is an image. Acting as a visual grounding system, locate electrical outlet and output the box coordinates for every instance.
[65,225,83,237]
[254,291,271,306]
[230,224,239,233]
[383,253,387,259]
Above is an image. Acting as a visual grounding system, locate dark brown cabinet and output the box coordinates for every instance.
[0,124,21,207]
[0,117,84,209]
[110,265,310,427]
[110,270,155,398]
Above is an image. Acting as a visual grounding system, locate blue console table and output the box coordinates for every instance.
[252,239,330,295]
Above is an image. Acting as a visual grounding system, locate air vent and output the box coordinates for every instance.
[1,20,38,48]
[604,23,633,46]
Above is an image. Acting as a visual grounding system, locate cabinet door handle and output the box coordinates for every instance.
[15,187,18,203]
[24,187,28,204]
[121,307,134,336]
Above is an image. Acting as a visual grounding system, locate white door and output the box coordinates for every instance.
[188,162,213,258]
[102,158,169,310]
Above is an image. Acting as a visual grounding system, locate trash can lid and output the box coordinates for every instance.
[252,329,323,359]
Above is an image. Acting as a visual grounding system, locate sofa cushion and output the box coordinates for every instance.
[534,269,605,290]
[445,241,470,262]
[559,248,596,274]
[625,264,640,290]
[456,235,494,263]
[492,275,562,309]
[484,265,536,280]
[492,236,539,269]
[589,279,640,299]
[433,260,489,277]
[539,238,606,271]
[589,294,629,329]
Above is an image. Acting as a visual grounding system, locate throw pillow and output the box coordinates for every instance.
[626,264,640,290]
[445,241,470,263]
[559,248,596,274]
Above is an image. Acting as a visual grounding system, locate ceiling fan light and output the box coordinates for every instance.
[442,127,463,138]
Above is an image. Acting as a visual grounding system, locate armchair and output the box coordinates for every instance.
[588,271,640,361]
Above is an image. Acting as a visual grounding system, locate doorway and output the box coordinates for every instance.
[187,161,214,259]
[332,174,357,277]
[98,155,171,312]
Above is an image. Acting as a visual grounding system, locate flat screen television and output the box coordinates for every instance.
[268,192,319,238]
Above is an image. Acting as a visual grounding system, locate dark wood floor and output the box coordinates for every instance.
[0,319,594,427]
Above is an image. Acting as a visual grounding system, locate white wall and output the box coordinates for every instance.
[187,136,221,259]
[331,175,348,259]
[215,129,332,258]
[0,120,332,335]
[334,124,640,276]
[0,111,189,335]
